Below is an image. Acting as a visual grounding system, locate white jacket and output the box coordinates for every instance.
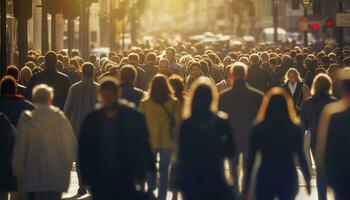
[13,105,77,192]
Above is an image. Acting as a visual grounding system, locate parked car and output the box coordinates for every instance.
[259,27,290,43]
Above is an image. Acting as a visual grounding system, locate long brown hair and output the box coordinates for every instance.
[149,74,175,105]
[256,87,300,125]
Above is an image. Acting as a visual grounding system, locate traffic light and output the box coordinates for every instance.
[312,22,319,31]
[325,20,333,28]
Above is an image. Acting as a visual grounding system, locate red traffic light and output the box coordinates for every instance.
[325,20,332,28]
[312,23,319,31]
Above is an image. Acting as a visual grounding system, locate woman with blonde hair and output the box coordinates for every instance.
[243,87,311,200]
[301,73,337,200]
[177,77,235,200]
[282,68,310,114]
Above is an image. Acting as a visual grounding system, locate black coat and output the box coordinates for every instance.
[301,93,337,152]
[324,107,350,188]
[25,69,71,110]
[142,63,158,85]
[78,102,155,194]
[177,112,235,200]
[0,96,34,126]
[135,66,147,91]
[120,83,144,107]
[0,113,16,191]
[219,80,263,153]
[248,64,275,92]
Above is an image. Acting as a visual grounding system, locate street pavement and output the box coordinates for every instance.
[61,163,335,200]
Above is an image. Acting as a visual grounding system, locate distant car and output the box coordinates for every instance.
[259,27,290,43]
[91,47,110,58]
[288,32,316,45]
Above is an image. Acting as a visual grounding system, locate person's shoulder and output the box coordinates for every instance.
[57,71,70,80]
[246,84,264,97]
[219,87,232,97]
[215,111,229,121]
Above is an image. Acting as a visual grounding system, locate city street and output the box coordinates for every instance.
[61,164,335,200]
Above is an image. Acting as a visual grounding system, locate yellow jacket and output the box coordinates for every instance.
[140,98,182,150]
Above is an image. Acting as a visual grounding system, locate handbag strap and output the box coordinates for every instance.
[160,104,176,125]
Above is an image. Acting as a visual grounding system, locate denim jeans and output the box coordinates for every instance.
[158,149,172,200]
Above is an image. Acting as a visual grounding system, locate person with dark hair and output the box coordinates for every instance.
[0,113,16,200]
[6,65,26,96]
[247,54,275,92]
[282,68,310,114]
[120,65,144,107]
[243,87,311,200]
[176,77,235,200]
[61,56,81,84]
[143,52,159,84]
[25,51,71,110]
[0,76,33,126]
[128,53,147,90]
[78,79,156,200]
[140,74,182,200]
[317,67,350,200]
[301,73,337,200]
[158,59,172,77]
[168,74,186,106]
[219,62,263,196]
[166,47,185,78]
[305,58,319,88]
[13,84,76,200]
[185,62,203,89]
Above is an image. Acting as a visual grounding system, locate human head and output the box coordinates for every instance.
[120,65,137,84]
[45,51,58,71]
[168,74,185,102]
[146,52,157,64]
[166,47,176,61]
[32,84,54,105]
[149,74,173,105]
[338,67,350,96]
[284,68,302,85]
[249,54,261,66]
[6,65,19,80]
[82,62,95,79]
[311,73,333,96]
[189,62,203,80]
[158,59,171,75]
[256,87,299,124]
[198,60,209,76]
[19,66,32,85]
[98,78,119,107]
[229,62,248,81]
[0,76,17,96]
[89,54,97,64]
[184,77,218,118]
[128,53,139,66]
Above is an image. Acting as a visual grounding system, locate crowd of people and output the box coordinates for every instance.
[0,40,350,200]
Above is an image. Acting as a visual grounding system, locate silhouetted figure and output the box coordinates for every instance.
[6,65,26,96]
[13,84,76,200]
[166,47,185,78]
[0,76,33,126]
[301,73,337,200]
[78,79,156,200]
[158,59,173,77]
[128,53,147,90]
[317,67,350,200]
[185,62,203,89]
[282,68,310,114]
[25,51,71,110]
[168,74,186,106]
[304,58,318,88]
[247,54,274,92]
[140,74,182,200]
[120,65,145,107]
[0,114,16,200]
[142,52,158,84]
[63,62,99,195]
[177,77,235,200]
[219,62,263,194]
[244,87,311,200]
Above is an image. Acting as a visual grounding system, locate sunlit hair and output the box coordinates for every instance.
[183,77,218,119]
[283,68,303,83]
[168,74,185,104]
[256,87,300,125]
[32,84,54,105]
[310,73,333,96]
[148,74,175,105]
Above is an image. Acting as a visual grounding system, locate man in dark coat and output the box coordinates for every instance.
[317,67,350,200]
[219,62,263,195]
[0,113,16,199]
[6,65,26,96]
[120,65,144,107]
[78,79,156,200]
[0,76,34,126]
[142,52,158,85]
[25,51,71,110]
[247,54,274,92]
[128,53,147,90]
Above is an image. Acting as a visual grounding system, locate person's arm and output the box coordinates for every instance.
[63,86,74,118]
[296,126,311,194]
[12,112,28,179]
[59,111,77,165]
